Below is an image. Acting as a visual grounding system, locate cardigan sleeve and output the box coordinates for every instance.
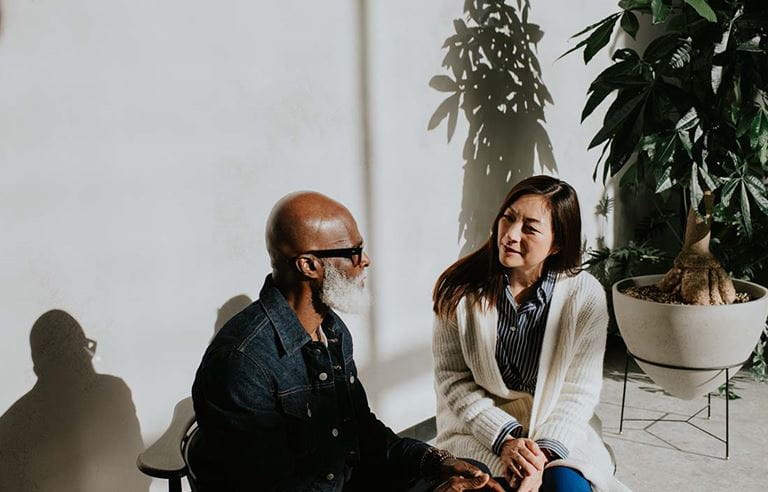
[530,276,608,454]
[433,311,523,452]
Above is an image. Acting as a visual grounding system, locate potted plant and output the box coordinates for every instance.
[568,0,768,399]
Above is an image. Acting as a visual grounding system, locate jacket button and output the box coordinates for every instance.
[326,473,334,481]
[319,372,328,381]
[349,375,355,384]
[331,428,339,437]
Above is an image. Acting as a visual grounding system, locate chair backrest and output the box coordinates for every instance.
[137,397,197,491]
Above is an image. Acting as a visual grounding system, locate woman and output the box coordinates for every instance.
[432,176,628,492]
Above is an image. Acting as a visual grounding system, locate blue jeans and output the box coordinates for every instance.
[496,466,591,492]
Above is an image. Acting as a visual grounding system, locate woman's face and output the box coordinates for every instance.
[496,194,559,273]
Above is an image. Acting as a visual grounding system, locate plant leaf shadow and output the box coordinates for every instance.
[429,0,557,255]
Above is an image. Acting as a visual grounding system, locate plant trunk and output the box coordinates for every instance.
[657,191,737,304]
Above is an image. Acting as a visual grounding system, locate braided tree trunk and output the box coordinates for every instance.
[657,191,737,305]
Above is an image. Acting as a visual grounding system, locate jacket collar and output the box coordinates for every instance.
[259,275,312,356]
[259,275,342,356]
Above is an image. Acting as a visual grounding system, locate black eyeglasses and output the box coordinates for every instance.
[299,245,365,266]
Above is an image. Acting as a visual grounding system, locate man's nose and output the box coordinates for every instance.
[361,252,371,268]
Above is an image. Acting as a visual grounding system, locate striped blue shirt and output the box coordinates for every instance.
[490,269,569,460]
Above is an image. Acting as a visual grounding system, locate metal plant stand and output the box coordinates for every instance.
[618,350,748,460]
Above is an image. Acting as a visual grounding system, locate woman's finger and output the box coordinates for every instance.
[513,454,538,477]
[523,439,542,456]
[505,461,524,481]
[503,467,520,487]
[518,446,545,470]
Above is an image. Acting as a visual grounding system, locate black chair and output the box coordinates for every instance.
[137,397,436,492]
[136,398,198,492]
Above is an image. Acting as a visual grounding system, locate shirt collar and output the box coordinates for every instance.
[503,268,557,309]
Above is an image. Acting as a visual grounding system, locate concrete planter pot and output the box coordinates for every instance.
[612,274,768,400]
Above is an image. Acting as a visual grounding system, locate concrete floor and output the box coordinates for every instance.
[596,337,768,492]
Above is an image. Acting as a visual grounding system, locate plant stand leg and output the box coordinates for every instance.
[725,368,730,460]
[620,350,629,435]
[707,393,711,419]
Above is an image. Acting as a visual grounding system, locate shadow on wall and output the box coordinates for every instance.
[0,310,150,492]
[429,0,557,256]
[213,294,254,337]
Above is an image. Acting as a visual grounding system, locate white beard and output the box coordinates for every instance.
[319,262,371,314]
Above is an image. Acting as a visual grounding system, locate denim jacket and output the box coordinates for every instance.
[190,275,430,491]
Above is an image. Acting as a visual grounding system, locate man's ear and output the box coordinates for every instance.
[295,255,322,279]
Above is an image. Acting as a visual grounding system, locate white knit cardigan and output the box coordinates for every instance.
[433,272,630,492]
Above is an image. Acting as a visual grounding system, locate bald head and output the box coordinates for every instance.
[265,191,362,274]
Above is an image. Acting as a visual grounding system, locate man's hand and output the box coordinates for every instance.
[434,458,505,492]
[499,438,547,484]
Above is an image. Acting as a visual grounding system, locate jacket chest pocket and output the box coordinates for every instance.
[278,388,317,456]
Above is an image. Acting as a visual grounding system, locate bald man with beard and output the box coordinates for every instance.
[190,192,503,492]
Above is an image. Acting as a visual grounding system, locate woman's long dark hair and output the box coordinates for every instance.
[433,175,582,320]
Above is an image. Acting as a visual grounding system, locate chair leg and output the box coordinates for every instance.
[169,478,182,492]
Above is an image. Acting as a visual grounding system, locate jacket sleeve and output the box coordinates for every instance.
[530,279,608,454]
[192,350,331,492]
[347,360,432,480]
[433,309,524,452]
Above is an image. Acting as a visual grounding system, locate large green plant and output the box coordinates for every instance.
[571,0,768,304]
[569,0,768,372]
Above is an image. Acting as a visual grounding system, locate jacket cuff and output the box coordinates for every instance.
[491,420,523,455]
[535,438,569,461]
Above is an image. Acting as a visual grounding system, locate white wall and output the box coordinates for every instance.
[0,1,620,490]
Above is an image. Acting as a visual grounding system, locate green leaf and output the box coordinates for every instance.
[676,107,699,131]
[429,75,458,92]
[613,48,640,62]
[621,11,640,39]
[651,0,670,24]
[643,32,685,63]
[582,84,614,122]
[737,36,763,52]
[684,0,717,23]
[559,37,591,61]
[721,179,739,207]
[712,15,735,93]
[570,13,621,39]
[740,182,753,237]
[678,131,693,158]
[593,141,612,181]
[619,0,651,9]
[653,135,677,166]
[655,165,674,193]
[584,16,619,64]
[745,175,768,216]
[589,90,648,149]
[750,111,764,149]
[698,163,720,191]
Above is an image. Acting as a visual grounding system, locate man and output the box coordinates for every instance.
[190,192,502,492]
